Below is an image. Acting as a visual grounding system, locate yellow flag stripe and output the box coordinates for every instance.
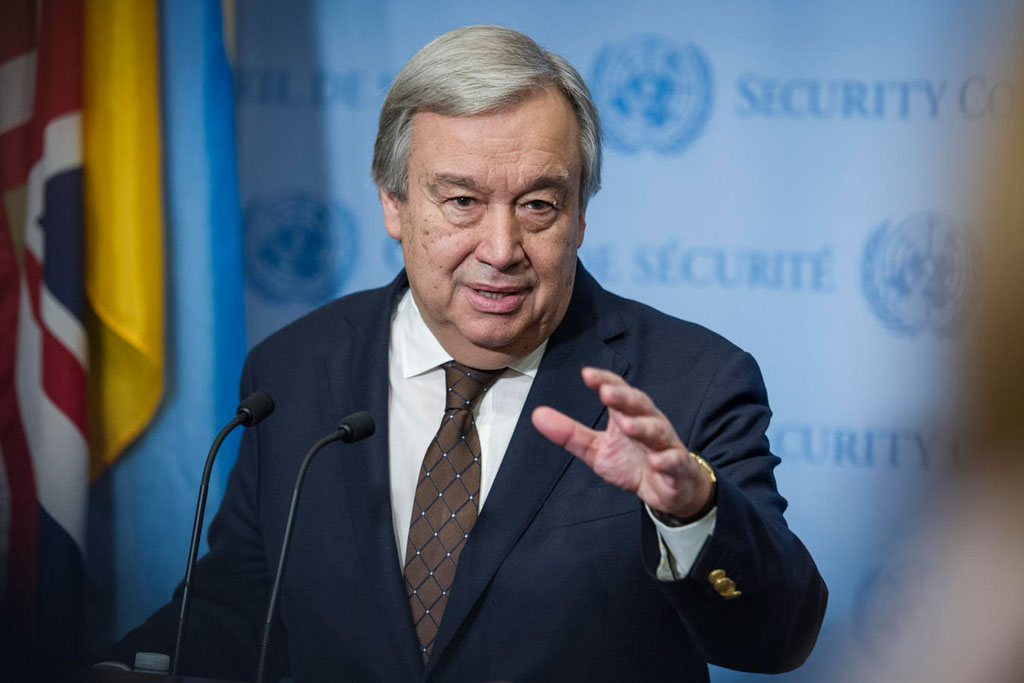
[83,0,165,478]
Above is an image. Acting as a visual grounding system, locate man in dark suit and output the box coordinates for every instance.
[108,25,826,681]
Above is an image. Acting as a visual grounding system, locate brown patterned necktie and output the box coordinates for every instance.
[403,361,502,661]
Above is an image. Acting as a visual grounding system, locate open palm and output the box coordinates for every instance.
[532,367,713,520]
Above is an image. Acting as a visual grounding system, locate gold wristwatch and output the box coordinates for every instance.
[650,451,717,527]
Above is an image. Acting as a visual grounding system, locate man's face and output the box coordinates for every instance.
[380,87,586,369]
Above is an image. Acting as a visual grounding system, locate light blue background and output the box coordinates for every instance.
[228,1,1022,679]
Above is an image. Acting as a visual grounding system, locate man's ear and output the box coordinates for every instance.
[379,186,403,240]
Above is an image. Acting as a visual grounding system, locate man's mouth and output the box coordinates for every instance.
[466,285,528,313]
[476,289,511,300]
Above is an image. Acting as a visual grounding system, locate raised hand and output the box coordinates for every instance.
[531,367,714,521]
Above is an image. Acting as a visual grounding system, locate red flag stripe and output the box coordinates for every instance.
[0,123,31,192]
[43,330,87,436]
[21,251,87,435]
[0,0,35,64]
[26,0,81,166]
[0,199,39,642]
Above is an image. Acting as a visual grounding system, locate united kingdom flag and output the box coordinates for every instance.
[0,0,89,662]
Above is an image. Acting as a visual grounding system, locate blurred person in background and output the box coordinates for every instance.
[835,41,1024,683]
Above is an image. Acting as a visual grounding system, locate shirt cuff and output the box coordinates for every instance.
[646,504,717,581]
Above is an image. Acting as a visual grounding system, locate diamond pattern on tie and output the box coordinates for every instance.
[404,361,501,661]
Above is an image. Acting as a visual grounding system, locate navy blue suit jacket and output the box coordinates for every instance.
[111,265,826,682]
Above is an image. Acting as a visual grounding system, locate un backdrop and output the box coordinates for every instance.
[234,1,1020,679]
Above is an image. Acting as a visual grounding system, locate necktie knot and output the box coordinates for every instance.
[443,361,502,412]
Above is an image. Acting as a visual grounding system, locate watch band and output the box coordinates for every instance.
[650,451,717,527]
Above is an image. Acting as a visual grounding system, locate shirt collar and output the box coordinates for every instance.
[393,288,547,379]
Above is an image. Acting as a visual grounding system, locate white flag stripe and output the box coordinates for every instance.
[23,113,83,262]
[41,285,87,366]
[0,52,36,136]
[42,112,83,172]
[15,280,88,554]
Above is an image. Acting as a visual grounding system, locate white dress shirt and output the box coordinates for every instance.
[387,289,716,581]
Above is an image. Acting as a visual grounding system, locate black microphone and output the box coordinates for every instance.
[238,390,275,427]
[255,412,375,683]
[171,390,275,675]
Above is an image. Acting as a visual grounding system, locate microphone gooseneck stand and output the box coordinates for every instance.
[255,411,375,683]
[171,390,276,676]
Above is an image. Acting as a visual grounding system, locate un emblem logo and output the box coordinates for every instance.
[862,212,971,337]
[592,35,713,154]
[245,194,359,304]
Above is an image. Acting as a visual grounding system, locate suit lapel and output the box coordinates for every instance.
[324,272,425,678]
[427,266,629,672]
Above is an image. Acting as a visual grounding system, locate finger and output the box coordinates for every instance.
[531,406,600,466]
[598,382,660,418]
[580,366,627,391]
[618,415,682,450]
[581,367,662,418]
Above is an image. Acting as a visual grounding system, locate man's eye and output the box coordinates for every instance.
[524,200,554,211]
[451,196,475,208]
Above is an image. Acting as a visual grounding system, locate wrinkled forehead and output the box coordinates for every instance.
[406,88,583,193]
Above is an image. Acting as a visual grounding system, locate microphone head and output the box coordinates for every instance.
[237,390,275,426]
[337,411,375,443]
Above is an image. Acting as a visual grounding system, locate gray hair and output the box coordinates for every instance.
[372,25,602,206]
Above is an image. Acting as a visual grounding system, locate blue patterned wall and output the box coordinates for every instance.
[234,2,1021,678]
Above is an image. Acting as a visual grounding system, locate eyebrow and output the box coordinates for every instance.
[428,174,489,195]
[523,174,573,197]
[427,173,573,198]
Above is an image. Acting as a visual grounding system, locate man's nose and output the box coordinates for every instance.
[475,206,524,270]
